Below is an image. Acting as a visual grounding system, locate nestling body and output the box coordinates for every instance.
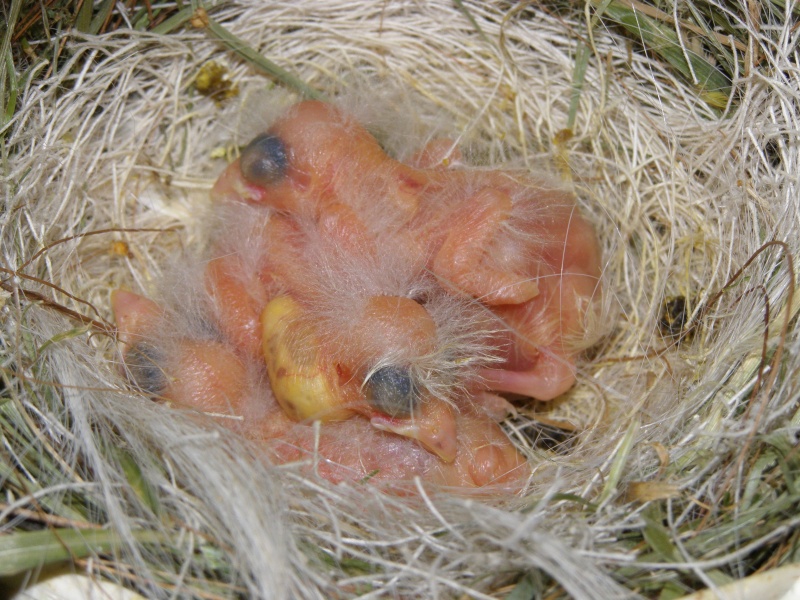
[113,101,602,491]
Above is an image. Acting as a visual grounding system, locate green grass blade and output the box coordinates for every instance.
[595,1,731,108]
[551,492,598,511]
[506,574,537,600]
[598,419,638,505]
[0,528,164,577]
[37,326,91,356]
[88,0,116,35]
[567,41,590,131]
[2,51,17,127]
[1,0,23,128]
[642,515,678,562]
[204,17,324,101]
[75,0,94,34]
[151,7,196,35]
[453,0,491,46]
[114,447,161,517]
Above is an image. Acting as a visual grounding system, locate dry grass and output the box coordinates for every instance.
[1,1,799,598]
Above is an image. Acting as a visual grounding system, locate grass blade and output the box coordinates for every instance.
[453,0,491,46]
[88,0,116,35]
[567,41,590,131]
[151,7,196,35]
[594,0,731,108]
[0,528,164,577]
[1,0,23,128]
[75,0,94,34]
[203,14,324,100]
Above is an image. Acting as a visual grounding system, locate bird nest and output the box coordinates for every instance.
[2,1,799,598]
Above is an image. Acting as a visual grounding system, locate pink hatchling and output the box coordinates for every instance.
[113,101,602,491]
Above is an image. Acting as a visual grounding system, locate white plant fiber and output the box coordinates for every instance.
[2,1,799,598]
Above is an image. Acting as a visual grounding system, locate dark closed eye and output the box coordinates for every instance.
[125,343,168,395]
[364,365,419,418]
[240,134,288,187]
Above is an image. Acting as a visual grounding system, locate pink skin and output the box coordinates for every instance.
[112,289,162,346]
[211,101,602,400]
[113,290,249,414]
[113,291,528,490]
[431,187,540,305]
[113,101,602,491]
[205,255,266,359]
[408,138,463,169]
[265,407,529,490]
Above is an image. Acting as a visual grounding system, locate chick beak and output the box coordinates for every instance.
[111,289,162,346]
[370,397,458,463]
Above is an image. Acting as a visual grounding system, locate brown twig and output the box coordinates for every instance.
[17,226,178,272]
[0,502,101,530]
[11,0,61,43]
[0,276,115,338]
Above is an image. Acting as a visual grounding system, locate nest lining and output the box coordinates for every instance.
[2,1,799,598]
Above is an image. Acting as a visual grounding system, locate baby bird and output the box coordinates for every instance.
[113,101,602,491]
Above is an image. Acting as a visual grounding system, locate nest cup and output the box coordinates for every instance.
[2,1,799,598]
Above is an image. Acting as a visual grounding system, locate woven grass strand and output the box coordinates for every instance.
[2,1,799,598]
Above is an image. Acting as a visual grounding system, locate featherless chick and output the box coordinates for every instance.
[112,101,603,491]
